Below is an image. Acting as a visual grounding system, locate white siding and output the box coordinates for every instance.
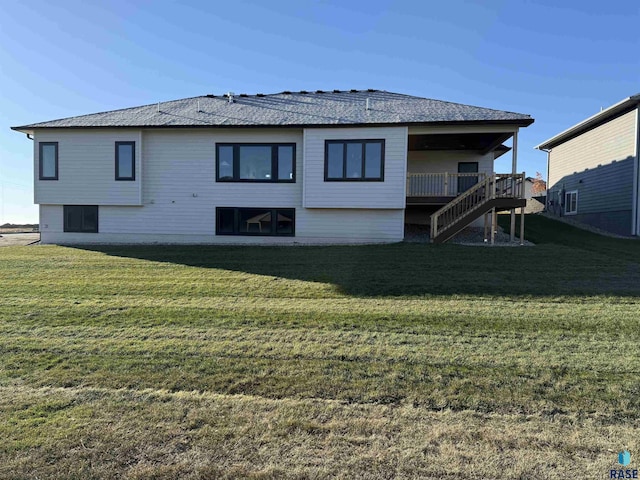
[548,109,637,188]
[39,204,61,233]
[408,150,494,176]
[34,129,142,206]
[297,209,403,242]
[40,205,403,244]
[303,127,407,209]
[38,128,404,244]
[131,129,303,234]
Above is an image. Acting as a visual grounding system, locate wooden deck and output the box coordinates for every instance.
[429,173,526,244]
[406,172,487,198]
[406,196,455,206]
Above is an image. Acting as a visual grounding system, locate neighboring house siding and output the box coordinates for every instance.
[548,109,637,188]
[303,127,408,209]
[547,109,637,235]
[34,129,142,206]
[547,158,634,235]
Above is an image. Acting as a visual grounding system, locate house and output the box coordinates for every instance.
[536,95,640,236]
[12,90,533,245]
[523,177,546,214]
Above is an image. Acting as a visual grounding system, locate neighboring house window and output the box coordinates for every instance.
[564,190,578,215]
[216,144,295,182]
[325,139,384,181]
[39,142,58,180]
[115,142,135,180]
[64,206,99,233]
[216,207,295,236]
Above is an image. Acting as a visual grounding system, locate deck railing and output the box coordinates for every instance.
[430,173,525,241]
[406,172,487,197]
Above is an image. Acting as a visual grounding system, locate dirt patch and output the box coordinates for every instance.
[0,233,40,247]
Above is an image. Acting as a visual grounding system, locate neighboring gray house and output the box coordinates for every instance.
[523,177,545,214]
[536,95,640,236]
[12,90,532,245]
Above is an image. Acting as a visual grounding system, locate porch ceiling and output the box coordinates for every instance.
[408,132,513,154]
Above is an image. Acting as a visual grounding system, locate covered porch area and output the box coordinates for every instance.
[405,127,526,243]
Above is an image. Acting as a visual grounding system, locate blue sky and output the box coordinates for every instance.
[1,0,638,223]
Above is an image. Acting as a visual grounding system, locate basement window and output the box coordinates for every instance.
[64,205,98,233]
[216,207,295,236]
[564,190,578,215]
[216,144,295,182]
[325,139,384,181]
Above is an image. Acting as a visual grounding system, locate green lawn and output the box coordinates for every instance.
[1,215,639,479]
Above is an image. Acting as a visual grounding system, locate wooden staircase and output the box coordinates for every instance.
[430,173,526,244]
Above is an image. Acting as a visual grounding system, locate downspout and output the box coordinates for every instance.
[510,130,518,242]
[632,109,639,235]
[538,146,551,211]
[24,132,36,239]
[633,106,640,236]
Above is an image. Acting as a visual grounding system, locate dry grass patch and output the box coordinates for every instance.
[0,385,636,480]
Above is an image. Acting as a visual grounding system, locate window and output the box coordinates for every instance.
[216,207,295,236]
[64,206,98,233]
[564,190,578,215]
[115,142,135,180]
[216,144,295,182]
[39,142,58,180]
[324,139,384,181]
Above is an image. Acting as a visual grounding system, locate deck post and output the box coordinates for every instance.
[444,173,449,196]
[511,131,518,174]
[510,209,516,242]
[491,207,496,245]
[520,206,525,245]
[510,131,518,243]
[484,212,489,242]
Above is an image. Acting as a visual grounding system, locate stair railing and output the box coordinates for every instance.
[430,173,524,242]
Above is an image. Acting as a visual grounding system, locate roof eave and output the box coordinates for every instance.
[535,95,640,150]
[10,126,34,134]
[11,118,534,132]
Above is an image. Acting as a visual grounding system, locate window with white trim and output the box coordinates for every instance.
[564,190,578,215]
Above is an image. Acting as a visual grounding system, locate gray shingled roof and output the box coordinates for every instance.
[12,90,533,131]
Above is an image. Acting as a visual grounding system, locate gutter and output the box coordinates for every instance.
[10,118,535,133]
[633,108,640,236]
